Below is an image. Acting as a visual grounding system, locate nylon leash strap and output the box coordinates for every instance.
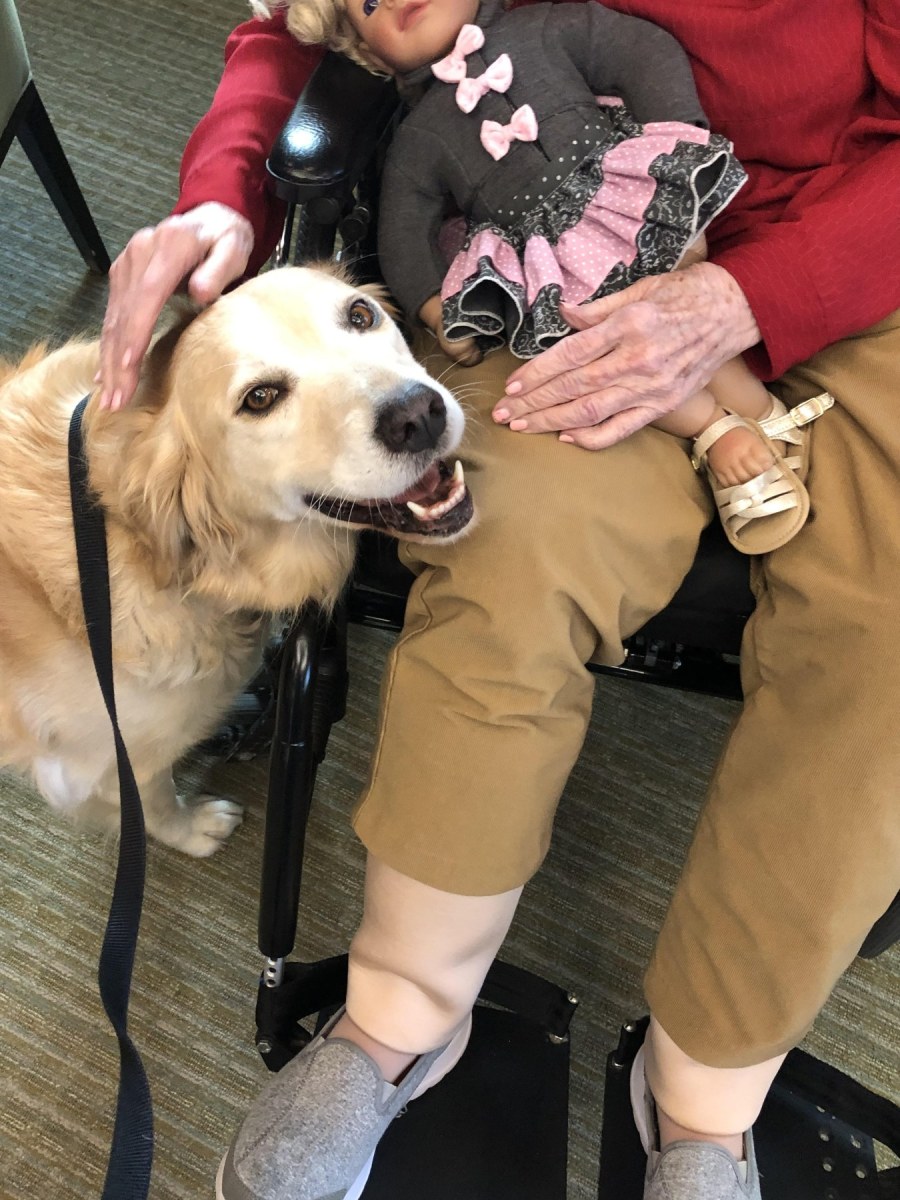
[68,395,153,1200]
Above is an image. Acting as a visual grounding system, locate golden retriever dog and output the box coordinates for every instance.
[0,266,472,856]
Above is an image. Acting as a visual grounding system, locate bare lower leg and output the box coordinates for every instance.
[656,1110,744,1159]
[645,1016,785,1157]
[327,854,522,1084]
[673,236,775,443]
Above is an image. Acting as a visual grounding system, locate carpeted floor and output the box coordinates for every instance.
[0,2,897,1197]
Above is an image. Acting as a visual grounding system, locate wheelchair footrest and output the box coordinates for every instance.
[368,1003,569,1199]
[255,956,573,1199]
[598,1018,900,1200]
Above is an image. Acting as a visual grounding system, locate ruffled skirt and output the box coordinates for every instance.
[440,103,747,359]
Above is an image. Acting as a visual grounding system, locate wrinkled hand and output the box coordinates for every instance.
[98,203,255,411]
[494,263,761,449]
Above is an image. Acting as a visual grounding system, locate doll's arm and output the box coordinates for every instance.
[555,5,708,128]
[378,132,453,325]
[420,295,483,365]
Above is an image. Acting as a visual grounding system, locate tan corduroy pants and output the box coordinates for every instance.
[350,313,900,1070]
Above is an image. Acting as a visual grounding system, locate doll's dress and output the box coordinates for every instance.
[441,100,747,360]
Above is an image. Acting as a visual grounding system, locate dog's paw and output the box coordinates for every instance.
[176,796,244,857]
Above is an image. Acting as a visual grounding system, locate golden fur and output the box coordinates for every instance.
[0,266,465,855]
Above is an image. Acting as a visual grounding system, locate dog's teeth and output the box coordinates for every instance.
[453,460,465,485]
[407,482,466,522]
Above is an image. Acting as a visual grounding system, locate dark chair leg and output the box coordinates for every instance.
[14,81,110,274]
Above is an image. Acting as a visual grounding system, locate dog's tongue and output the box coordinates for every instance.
[389,463,443,506]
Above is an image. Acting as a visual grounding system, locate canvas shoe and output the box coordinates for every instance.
[631,1045,762,1200]
[217,1007,471,1200]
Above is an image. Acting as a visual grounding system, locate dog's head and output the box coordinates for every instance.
[96,267,474,600]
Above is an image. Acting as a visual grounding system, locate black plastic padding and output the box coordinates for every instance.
[638,520,753,651]
[266,52,402,203]
[858,890,900,958]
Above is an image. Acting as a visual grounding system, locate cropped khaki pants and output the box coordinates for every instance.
[350,312,900,1069]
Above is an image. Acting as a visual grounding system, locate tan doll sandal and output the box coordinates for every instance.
[692,391,834,555]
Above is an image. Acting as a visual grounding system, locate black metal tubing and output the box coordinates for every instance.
[257,604,330,960]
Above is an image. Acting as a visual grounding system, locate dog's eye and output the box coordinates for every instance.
[240,384,282,414]
[348,298,377,331]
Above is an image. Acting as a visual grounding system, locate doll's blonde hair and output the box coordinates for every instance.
[249,1,387,74]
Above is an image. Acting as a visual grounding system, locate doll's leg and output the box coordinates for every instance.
[653,358,778,488]
[667,236,786,488]
[653,355,819,554]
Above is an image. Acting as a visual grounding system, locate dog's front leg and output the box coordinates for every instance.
[81,768,243,857]
[137,770,244,857]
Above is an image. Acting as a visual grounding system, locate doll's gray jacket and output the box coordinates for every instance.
[378,0,708,320]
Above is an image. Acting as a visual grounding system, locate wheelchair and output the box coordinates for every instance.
[244,51,899,1200]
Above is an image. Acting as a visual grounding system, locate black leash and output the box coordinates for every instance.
[68,395,154,1200]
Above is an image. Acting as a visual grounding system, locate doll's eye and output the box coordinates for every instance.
[362,0,379,14]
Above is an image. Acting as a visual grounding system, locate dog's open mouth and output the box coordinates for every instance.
[305,459,474,538]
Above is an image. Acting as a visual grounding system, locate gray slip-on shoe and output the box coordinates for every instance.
[217,1008,472,1200]
[631,1046,762,1200]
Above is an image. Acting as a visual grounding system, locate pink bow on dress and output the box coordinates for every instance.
[455,55,513,113]
[431,24,486,83]
[480,104,539,161]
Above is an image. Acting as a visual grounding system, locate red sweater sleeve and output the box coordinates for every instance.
[173,12,323,277]
[711,3,900,379]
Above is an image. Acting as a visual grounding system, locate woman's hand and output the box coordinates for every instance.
[98,202,255,411]
[493,263,761,449]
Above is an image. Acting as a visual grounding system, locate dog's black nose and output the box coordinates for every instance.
[375,384,447,455]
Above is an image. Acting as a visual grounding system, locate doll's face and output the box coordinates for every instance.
[347,0,481,74]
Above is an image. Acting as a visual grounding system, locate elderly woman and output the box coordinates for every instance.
[99,3,900,1199]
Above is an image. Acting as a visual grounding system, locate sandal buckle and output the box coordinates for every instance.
[790,391,834,428]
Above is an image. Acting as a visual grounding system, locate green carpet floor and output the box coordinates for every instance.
[0,2,897,1197]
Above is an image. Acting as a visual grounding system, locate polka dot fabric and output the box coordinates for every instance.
[441,105,746,360]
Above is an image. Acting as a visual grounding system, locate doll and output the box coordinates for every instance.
[271,0,833,554]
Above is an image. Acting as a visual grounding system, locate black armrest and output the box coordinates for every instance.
[266,52,401,207]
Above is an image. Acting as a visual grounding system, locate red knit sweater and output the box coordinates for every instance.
[174,1,900,379]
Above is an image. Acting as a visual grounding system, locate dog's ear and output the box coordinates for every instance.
[112,308,239,585]
[116,418,239,588]
[174,426,240,574]
[130,305,202,411]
